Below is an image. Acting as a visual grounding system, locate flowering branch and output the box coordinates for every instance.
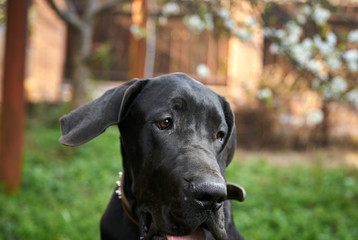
[263,1,358,107]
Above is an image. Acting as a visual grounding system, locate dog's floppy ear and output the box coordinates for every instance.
[59,80,148,146]
[219,97,236,166]
[227,183,246,202]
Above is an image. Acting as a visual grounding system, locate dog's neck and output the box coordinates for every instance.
[116,171,139,226]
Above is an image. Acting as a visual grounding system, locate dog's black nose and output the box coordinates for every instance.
[192,182,226,211]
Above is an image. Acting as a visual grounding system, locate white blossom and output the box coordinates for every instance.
[285,21,302,44]
[263,27,275,37]
[130,24,145,39]
[348,62,358,72]
[331,76,347,93]
[343,49,358,61]
[322,84,334,99]
[217,8,231,19]
[343,49,358,72]
[348,29,358,43]
[280,38,291,48]
[296,13,307,24]
[245,17,257,27]
[306,108,324,126]
[327,31,337,46]
[264,27,286,39]
[257,88,272,99]
[286,21,302,36]
[235,28,252,41]
[291,44,312,66]
[320,76,347,99]
[162,2,180,16]
[279,114,305,126]
[312,6,331,25]
[300,5,312,16]
[301,38,313,49]
[347,89,358,108]
[319,43,334,56]
[184,15,206,32]
[224,18,236,31]
[326,53,342,70]
[305,59,323,74]
[214,10,251,40]
[196,64,210,77]
[313,35,335,56]
[275,29,286,39]
[269,43,280,54]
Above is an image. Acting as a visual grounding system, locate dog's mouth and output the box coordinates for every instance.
[140,207,227,240]
[151,227,206,240]
[149,227,206,240]
[133,177,245,240]
[166,228,206,240]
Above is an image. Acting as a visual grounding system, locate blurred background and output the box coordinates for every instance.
[0,0,358,239]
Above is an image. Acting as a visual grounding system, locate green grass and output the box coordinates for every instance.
[227,159,358,239]
[1,103,358,239]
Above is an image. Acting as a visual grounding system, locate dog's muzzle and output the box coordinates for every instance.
[115,171,246,240]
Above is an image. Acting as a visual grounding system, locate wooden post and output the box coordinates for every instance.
[0,0,29,193]
[129,0,147,79]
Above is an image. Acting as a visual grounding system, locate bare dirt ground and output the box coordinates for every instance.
[236,148,358,168]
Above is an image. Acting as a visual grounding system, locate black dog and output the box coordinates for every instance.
[60,73,245,240]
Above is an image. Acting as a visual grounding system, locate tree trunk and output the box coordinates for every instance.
[69,24,93,109]
[46,0,125,109]
[321,99,330,147]
[129,0,147,79]
[0,0,28,193]
[144,1,156,78]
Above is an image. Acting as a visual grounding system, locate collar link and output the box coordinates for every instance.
[116,171,139,226]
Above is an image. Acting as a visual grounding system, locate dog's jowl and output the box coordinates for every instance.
[60,73,245,240]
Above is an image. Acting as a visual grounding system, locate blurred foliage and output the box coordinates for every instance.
[89,43,112,80]
[228,159,358,239]
[0,0,6,24]
[27,102,71,128]
[1,103,122,239]
[0,104,357,239]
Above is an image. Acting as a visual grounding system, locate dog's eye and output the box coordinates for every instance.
[217,131,225,142]
[156,118,172,130]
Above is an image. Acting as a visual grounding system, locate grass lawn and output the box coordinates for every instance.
[1,104,358,239]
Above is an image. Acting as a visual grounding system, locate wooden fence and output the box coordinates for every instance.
[90,14,230,85]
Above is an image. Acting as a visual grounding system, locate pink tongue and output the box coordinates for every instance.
[166,228,205,240]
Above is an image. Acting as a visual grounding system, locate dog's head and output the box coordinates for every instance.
[60,73,244,240]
